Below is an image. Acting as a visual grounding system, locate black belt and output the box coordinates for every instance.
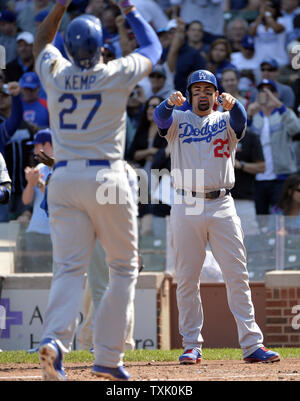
[53,159,110,171]
[177,188,231,199]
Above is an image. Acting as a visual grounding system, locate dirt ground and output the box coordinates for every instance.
[0,359,300,381]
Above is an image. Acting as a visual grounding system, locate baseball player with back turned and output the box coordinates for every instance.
[153,70,280,364]
[32,0,162,381]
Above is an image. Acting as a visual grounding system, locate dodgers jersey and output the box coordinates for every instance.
[0,153,11,183]
[35,44,150,162]
[165,109,243,191]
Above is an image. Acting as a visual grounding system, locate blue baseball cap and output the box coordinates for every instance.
[34,10,49,22]
[27,128,52,145]
[260,58,279,69]
[19,72,40,89]
[0,10,16,23]
[241,35,254,50]
[257,79,277,92]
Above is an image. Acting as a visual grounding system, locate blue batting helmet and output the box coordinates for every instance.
[65,15,103,69]
[77,13,102,28]
[186,70,218,103]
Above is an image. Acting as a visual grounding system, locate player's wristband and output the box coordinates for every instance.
[120,0,134,7]
[113,0,134,13]
[116,0,134,8]
[56,0,70,6]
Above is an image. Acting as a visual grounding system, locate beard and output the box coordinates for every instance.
[197,101,210,111]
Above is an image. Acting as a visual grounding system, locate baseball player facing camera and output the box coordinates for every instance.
[32,0,162,381]
[154,70,280,364]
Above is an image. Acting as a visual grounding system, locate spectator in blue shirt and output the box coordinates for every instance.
[19,72,49,129]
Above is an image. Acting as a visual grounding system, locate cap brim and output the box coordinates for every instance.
[260,61,277,68]
[257,83,277,91]
[21,85,39,89]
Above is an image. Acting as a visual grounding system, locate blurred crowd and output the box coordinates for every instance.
[1,0,300,239]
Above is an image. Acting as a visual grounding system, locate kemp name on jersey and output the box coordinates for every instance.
[64,74,97,90]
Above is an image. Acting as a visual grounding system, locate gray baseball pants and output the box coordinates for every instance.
[171,194,264,358]
[41,160,139,367]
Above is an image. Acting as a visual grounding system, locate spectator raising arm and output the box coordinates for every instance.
[167,18,186,73]
[22,166,44,205]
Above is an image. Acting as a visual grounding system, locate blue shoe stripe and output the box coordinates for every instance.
[92,365,130,380]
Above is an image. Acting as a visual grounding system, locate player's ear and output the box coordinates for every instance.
[100,47,105,60]
[214,90,219,104]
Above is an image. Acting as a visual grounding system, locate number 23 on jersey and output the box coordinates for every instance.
[213,138,230,159]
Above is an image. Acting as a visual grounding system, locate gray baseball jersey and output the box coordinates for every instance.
[36,46,147,367]
[166,108,264,358]
[165,109,241,191]
[35,44,150,162]
[0,153,11,183]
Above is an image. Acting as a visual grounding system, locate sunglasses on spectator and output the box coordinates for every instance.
[261,67,276,72]
[294,188,300,193]
[148,103,159,109]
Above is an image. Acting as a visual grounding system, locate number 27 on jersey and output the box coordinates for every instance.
[59,93,102,130]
